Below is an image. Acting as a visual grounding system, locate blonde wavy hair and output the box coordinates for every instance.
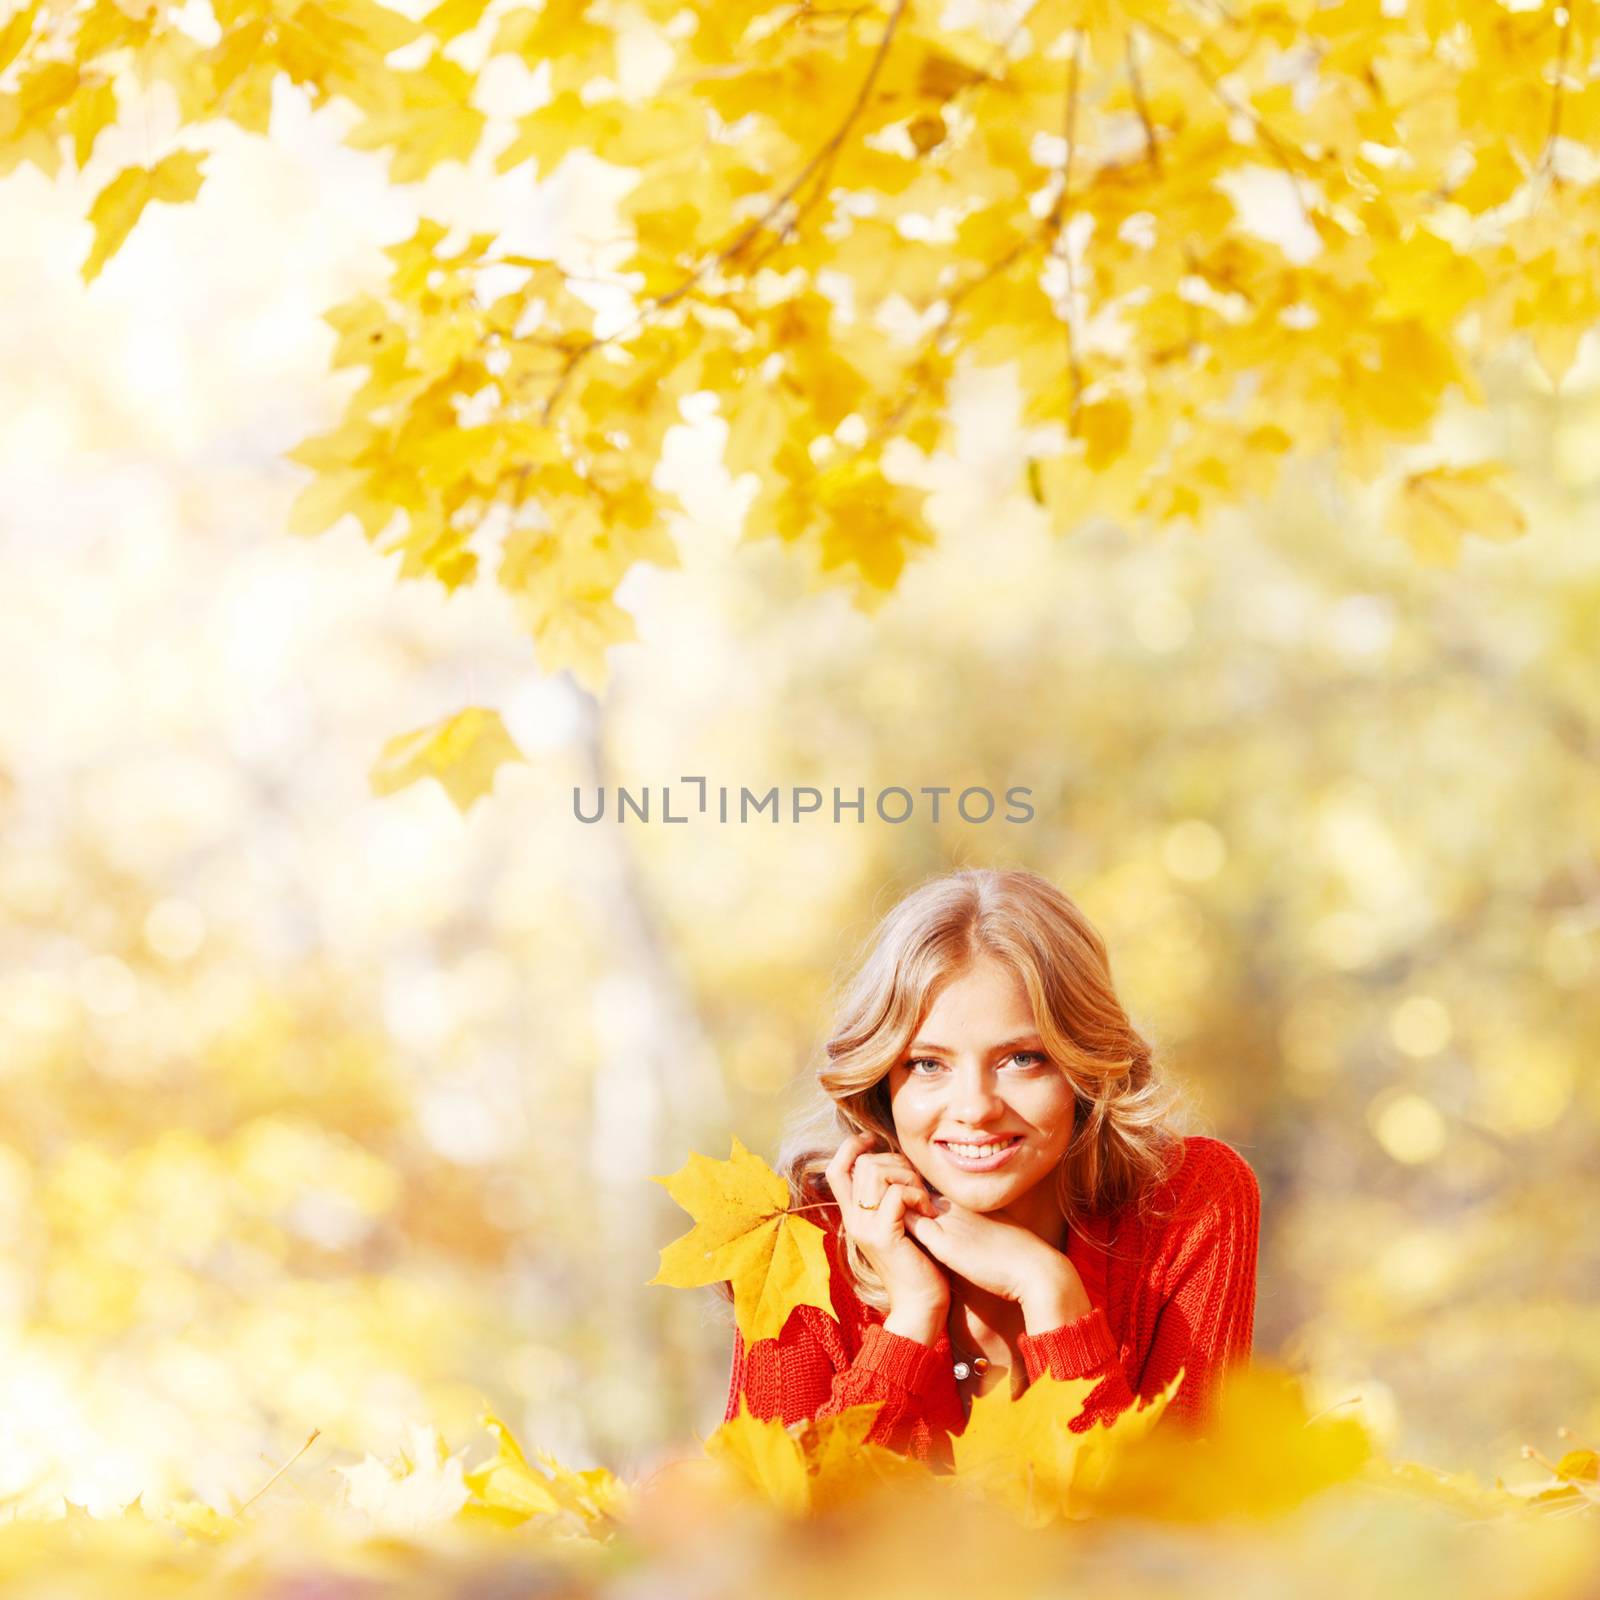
[731,866,1194,1316]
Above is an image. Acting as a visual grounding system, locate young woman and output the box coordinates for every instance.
[721,867,1260,1470]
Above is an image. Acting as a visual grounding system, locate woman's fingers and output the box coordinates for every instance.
[824,1131,875,1209]
[891,1179,939,1218]
[824,1134,899,1205]
[853,1152,921,1187]
[823,1134,937,1220]
[853,1153,932,1211]
[859,1172,937,1220]
[853,1160,904,1213]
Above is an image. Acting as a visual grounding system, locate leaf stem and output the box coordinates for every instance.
[234,1428,323,1519]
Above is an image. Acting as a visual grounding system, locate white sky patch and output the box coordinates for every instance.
[1215,164,1324,263]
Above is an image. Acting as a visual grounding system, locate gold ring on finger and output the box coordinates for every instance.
[858,1197,879,1210]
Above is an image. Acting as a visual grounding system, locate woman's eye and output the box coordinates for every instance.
[906,1053,1045,1074]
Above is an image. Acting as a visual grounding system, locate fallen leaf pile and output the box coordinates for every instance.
[0,1140,1591,1596]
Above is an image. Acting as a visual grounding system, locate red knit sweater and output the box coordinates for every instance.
[723,1134,1259,1470]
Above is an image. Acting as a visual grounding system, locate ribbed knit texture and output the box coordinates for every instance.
[722,1134,1260,1470]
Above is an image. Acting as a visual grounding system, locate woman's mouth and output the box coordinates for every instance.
[936,1136,1023,1172]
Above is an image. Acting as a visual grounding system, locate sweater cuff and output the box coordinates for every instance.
[1017,1303,1119,1385]
[855,1320,952,1397]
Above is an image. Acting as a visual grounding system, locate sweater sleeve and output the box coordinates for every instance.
[1015,1142,1262,1438]
[1142,1142,1261,1434]
[1015,1304,1140,1434]
[723,1308,963,1459]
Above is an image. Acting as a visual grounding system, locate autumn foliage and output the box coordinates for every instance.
[0,1139,1592,1595]
[6,0,1590,755]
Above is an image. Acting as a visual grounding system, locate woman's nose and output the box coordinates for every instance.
[946,1065,1007,1120]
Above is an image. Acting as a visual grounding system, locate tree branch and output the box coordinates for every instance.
[536,0,910,424]
[1137,15,1315,228]
[1052,30,1087,435]
[1539,0,1575,186]
[1126,29,1163,175]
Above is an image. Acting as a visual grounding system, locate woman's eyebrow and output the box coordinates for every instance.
[906,1035,1044,1055]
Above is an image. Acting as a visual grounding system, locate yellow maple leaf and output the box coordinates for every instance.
[1370,229,1487,324]
[1360,1456,1543,1521]
[462,1407,630,1534]
[81,148,206,284]
[369,706,526,814]
[649,1135,833,1344]
[316,292,405,373]
[336,1422,470,1534]
[810,458,936,601]
[421,0,491,43]
[513,581,638,699]
[343,58,486,182]
[795,1404,932,1513]
[1080,395,1134,470]
[1079,1364,1373,1522]
[461,1411,562,1527]
[1062,1367,1187,1518]
[162,1497,235,1541]
[0,2,37,74]
[703,1403,815,1517]
[65,75,116,169]
[284,466,382,541]
[949,1371,1102,1528]
[1385,461,1528,567]
[1453,142,1525,212]
[523,1447,632,1529]
[703,1400,920,1517]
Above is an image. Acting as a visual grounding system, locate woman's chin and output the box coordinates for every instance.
[938,1174,1021,1207]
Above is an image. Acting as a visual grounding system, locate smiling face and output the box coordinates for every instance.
[886,955,1078,1247]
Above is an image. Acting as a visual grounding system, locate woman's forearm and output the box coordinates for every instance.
[1018,1257,1094,1334]
[883,1300,948,1345]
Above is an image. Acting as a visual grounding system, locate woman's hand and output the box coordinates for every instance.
[905,1198,1094,1330]
[825,1132,950,1332]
